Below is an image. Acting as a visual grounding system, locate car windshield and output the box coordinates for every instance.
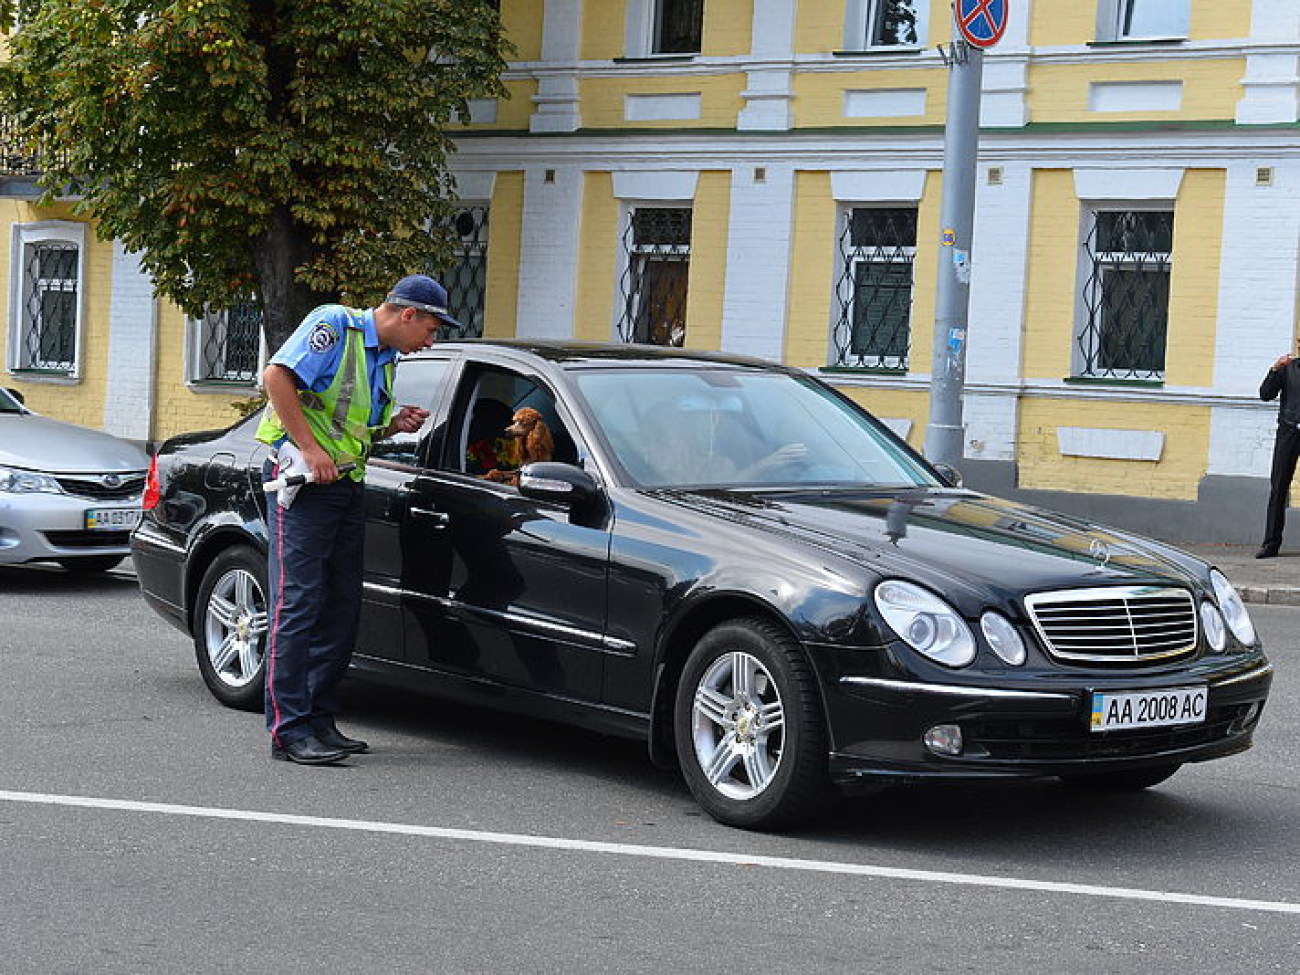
[573,366,940,489]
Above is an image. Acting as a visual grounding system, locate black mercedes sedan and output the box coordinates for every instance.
[131,341,1272,829]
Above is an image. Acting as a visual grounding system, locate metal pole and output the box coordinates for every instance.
[923,30,984,470]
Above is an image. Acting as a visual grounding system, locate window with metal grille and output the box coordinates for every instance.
[19,241,78,373]
[432,206,488,340]
[1077,210,1173,380]
[655,0,703,54]
[833,207,917,370]
[618,207,692,346]
[1098,0,1188,40]
[192,299,263,385]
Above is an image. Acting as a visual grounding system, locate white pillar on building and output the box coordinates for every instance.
[1237,0,1300,125]
[101,241,156,442]
[515,166,583,339]
[719,166,796,360]
[738,0,796,131]
[531,0,583,133]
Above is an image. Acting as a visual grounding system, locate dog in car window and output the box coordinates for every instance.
[484,407,554,486]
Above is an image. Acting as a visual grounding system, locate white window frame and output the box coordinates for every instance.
[843,0,928,51]
[1095,0,1189,41]
[186,300,268,387]
[7,220,87,379]
[1072,204,1175,380]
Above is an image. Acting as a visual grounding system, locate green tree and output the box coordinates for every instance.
[0,0,508,349]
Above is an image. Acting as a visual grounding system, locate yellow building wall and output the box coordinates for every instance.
[579,74,745,128]
[484,171,525,339]
[1032,0,1250,45]
[911,171,941,376]
[581,0,625,60]
[1016,399,1209,499]
[573,172,619,342]
[500,0,544,62]
[794,0,948,53]
[150,303,248,442]
[1166,169,1224,388]
[1027,59,1244,123]
[702,0,754,57]
[784,171,836,368]
[457,79,536,132]
[1021,169,1078,381]
[1,203,108,430]
[682,171,730,351]
[794,68,946,127]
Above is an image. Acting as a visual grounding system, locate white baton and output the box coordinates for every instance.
[263,462,357,493]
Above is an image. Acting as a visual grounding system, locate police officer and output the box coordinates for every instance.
[1257,338,1300,559]
[257,275,458,764]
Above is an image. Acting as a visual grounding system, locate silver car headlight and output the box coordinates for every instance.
[874,580,976,667]
[1199,600,1226,653]
[0,465,63,494]
[980,610,1027,666]
[1210,569,1256,647]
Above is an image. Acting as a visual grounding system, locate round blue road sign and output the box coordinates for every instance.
[956,0,1008,49]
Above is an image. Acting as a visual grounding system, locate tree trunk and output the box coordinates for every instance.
[253,204,332,353]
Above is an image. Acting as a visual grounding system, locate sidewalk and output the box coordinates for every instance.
[1165,540,1300,606]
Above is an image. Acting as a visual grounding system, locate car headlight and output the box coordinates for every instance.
[1210,569,1256,647]
[1199,600,1226,653]
[0,465,63,494]
[980,610,1027,666]
[874,580,976,667]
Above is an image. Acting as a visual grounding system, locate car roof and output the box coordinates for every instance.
[404,339,789,372]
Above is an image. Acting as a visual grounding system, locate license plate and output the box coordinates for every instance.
[1090,686,1207,732]
[84,507,142,531]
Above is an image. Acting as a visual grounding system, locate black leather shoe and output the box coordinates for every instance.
[271,733,349,765]
[1256,546,1280,559]
[316,724,369,754]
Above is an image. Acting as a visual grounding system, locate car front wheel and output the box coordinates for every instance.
[674,617,829,830]
[193,546,268,711]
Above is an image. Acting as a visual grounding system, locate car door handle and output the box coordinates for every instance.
[410,506,450,529]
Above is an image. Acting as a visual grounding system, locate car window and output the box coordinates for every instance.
[440,366,579,479]
[0,387,25,414]
[573,367,938,489]
[370,357,453,466]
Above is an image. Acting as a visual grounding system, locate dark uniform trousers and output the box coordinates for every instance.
[1263,423,1300,552]
[264,469,365,745]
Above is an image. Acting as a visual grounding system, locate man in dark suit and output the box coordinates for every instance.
[1257,338,1300,558]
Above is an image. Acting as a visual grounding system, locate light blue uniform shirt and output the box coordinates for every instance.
[269,305,397,427]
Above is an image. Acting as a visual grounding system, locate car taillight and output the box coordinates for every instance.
[142,454,161,510]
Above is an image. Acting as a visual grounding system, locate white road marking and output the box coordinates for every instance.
[3,788,1298,916]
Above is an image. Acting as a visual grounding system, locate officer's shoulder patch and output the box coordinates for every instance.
[307,321,339,353]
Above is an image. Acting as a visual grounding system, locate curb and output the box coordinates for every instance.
[1238,586,1300,606]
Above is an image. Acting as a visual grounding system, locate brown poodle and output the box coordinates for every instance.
[484,407,554,486]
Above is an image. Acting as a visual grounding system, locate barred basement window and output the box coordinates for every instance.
[832,207,917,370]
[618,207,692,346]
[434,206,488,340]
[193,299,263,385]
[20,241,78,373]
[1076,209,1173,380]
[655,0,703,54]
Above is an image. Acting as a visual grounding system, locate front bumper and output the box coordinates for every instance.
[0,492,141,565]
[815,649,1273,787]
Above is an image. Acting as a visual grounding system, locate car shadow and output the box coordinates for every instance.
[0,564,138,592]
[335,675,1273,863]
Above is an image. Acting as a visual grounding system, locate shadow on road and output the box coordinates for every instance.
[0,563,138,593]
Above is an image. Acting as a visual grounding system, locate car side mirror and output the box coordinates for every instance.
[518,461,600,508]
[932,462,963,488]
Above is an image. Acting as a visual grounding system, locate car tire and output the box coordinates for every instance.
[193,546,268,712]
[673,617,830,830]
[1059,763,1182,792]
[57,555,123,573]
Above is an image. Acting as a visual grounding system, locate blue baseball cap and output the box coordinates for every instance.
[386,274,461,327]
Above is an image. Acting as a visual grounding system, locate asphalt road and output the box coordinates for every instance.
[1,563,1297,974]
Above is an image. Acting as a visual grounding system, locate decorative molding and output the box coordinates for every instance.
[1089,80,1183,113]
[1057,426,1165,461]
[843,88,927,119]
[830,169,927,202]
[611,170,699,201]
[1073,166,1184,200]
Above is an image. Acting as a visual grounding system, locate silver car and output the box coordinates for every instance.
[0,386,150,572]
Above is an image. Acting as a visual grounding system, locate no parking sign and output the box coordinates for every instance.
[956,0,1008,49]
